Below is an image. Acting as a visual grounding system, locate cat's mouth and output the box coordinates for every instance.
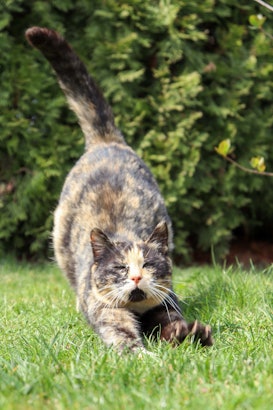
[129,288,146,302]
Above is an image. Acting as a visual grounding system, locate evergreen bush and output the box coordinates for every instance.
[1,0,273,261]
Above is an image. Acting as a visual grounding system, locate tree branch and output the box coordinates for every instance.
[218,152,273,177]
[253,0,273,13]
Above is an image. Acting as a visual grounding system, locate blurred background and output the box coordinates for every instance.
[1,0,273,266]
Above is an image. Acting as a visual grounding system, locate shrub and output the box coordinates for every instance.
[1,0,273,261]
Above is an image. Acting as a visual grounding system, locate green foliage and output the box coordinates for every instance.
[250,156,266,172]
[215,139,232,157]
[1,0,273,260]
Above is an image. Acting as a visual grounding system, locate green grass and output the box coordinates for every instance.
[1,257,273,410]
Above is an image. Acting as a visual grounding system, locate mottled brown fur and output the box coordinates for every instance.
[25,27,213,353]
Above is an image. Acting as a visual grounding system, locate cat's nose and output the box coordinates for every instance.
[130,275,142,285]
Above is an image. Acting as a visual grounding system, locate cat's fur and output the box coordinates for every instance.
[25,27,213,353]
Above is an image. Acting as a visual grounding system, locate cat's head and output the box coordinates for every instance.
[90,222,172,313]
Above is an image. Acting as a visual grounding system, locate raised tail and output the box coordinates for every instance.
[25,27,125,148]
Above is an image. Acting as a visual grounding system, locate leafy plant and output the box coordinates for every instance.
[215,11,273,178]
[1,1,273,261]
[215,138,272,175]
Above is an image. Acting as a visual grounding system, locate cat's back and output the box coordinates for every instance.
[58,143,163,215]
[53,142,171,285]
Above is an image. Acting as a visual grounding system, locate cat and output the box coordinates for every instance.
[25,27,213,353]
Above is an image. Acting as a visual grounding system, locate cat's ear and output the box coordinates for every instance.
[90,228,114,263]
[146,222,169,255]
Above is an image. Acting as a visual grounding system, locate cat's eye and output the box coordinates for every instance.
[142,262,154,269]
[113,264,128,272]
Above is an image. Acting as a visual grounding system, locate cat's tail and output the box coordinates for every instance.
[25,27,125,148]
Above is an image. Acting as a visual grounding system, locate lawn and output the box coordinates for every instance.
[1,257,272,410]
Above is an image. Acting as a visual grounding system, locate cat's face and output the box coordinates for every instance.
[90,222,172,313]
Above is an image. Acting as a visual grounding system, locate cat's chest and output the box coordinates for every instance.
[126,298,161,315]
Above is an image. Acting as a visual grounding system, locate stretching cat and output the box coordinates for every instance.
[25,27,213,353]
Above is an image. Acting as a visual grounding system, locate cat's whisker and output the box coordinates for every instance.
[104,288,126,308]
[147,287,165,304]
[147,286,173,323]
[149,287,171,307]
[155,282,179,297]
[149,288,172,324]
[153,285,182,317]
[91,287,123,313]
[159,290,182,314]
[162,299,172,323]
[164,296,182,317]
[152,283,175,299]
[155,283,184,305]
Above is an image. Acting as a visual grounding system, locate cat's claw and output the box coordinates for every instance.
[160,319,213,346]
[188,320,213,346]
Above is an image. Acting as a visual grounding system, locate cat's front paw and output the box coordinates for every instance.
[160,319,213,346]
[188,320,213,346]
[160,319,190,344]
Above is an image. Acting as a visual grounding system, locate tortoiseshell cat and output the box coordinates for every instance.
[25,27,213,353]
